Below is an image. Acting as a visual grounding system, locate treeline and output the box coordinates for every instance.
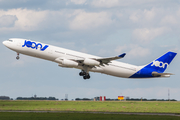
[75,98,177,101]
[0,96,11,100]
[126,98,177,101]
[16,97,58,100]
[75,98,93,101]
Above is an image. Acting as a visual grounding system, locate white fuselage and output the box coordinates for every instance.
[3,38,143,78]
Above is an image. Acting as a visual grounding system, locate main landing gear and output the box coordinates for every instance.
[16,53,20,60]
[79,70,90,80]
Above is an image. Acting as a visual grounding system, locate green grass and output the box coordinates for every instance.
[0,112,179,120]
[0,101,180,113]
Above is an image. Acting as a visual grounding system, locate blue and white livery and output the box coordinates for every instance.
[3,38,177,80]
[22,40,49,51]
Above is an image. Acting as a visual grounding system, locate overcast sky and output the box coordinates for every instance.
[1,0,180,100]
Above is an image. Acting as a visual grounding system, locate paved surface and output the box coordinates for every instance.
[0,111,180,117]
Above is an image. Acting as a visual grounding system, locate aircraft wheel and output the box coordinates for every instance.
[87,75,90,79]
[84,74,90,79]
[79,72,83,76]
[83,76,87,80]
[16,56,20,60]
[79,71,86,76]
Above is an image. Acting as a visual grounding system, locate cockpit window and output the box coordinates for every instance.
[8,39,13,42]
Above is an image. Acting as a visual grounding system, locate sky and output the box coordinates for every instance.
[1,0,180,100]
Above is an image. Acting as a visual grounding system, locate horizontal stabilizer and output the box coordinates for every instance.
[152,72,174,77]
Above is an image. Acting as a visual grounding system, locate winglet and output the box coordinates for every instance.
[118,53,126,58]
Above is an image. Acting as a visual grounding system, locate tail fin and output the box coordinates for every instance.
[130,51,177,78]
[145,51,177,73]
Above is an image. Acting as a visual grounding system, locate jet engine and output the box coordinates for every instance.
[83,58,100,66]
[55,58,78,68]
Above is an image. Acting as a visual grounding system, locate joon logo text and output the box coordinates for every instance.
[151,60,169,69]
[22,40,49,51]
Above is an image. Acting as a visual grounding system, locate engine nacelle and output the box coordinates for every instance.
[83,58,100,66]
[55,58,78,68]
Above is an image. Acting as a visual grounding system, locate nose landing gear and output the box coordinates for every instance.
[16,53,20,60]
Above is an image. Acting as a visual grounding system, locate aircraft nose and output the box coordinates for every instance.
[2,41,6,45]
[2,40,8,47]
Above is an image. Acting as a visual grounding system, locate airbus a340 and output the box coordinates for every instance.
[3,38,177,80]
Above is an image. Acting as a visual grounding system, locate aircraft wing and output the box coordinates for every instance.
[74,53,126,66]
[94,53,126,64]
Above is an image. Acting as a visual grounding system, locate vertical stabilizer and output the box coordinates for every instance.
[145,51,177,73]
[130,51,177,78]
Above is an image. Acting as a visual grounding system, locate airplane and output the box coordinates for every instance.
[3,38,177,80]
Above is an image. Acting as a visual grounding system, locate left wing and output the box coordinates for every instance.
[55,53,126,67]
[75,53,126,66]
[94,53,126,64]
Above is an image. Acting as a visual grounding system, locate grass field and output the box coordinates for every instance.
[0,101,180,120]
[0,100,180,113]
[0,112,180,120]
